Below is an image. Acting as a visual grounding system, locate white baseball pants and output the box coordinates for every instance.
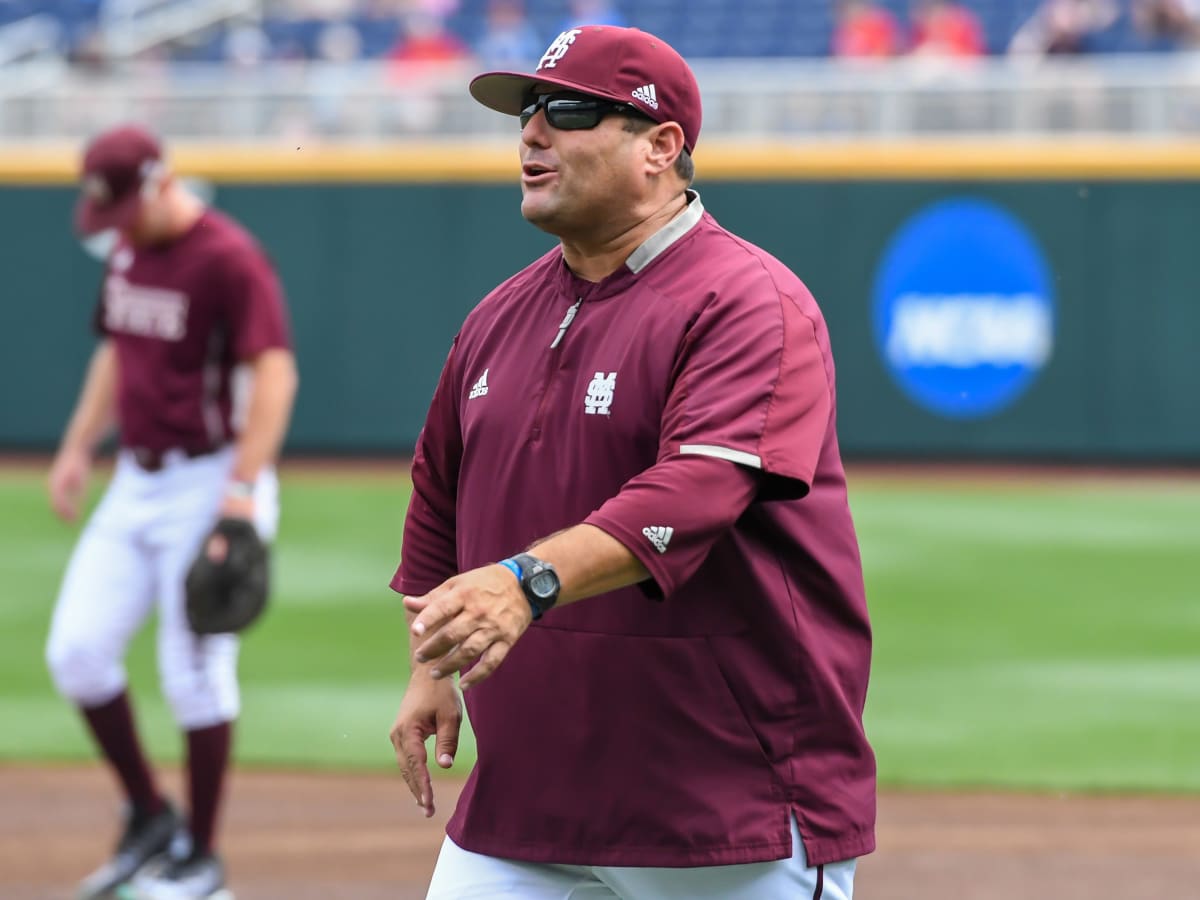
[425,815,856,900]
[45,447,278,728]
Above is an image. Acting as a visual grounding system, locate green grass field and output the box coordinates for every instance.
[2,465,1197,792]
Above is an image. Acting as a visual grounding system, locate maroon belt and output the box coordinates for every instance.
[129,446,221,473]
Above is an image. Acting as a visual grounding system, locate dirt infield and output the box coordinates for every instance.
[2,766,1196,900]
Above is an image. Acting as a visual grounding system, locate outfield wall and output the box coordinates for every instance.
[2,142,1197,461]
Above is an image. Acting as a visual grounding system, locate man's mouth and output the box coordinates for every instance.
[523,162,555,180]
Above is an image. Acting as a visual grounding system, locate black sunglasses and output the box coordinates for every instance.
[519,93,649,130]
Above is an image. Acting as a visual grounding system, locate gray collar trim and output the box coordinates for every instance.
[626,190,704,275]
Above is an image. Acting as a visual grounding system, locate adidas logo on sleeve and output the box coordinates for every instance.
[468,369,489,399]
[642,525,673,553]
[631,84,659,110]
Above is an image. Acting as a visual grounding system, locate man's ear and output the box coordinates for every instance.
[645,122,686,177]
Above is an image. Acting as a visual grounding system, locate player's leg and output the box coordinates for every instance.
[426,836,617,899]
[131,454,278,899]
[594,815,857,900]
[45,463,182,897]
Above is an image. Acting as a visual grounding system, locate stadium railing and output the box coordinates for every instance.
[1,53,1199,140]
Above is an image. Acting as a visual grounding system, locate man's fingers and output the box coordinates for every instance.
[426,633,492,680]
[408,749,435,816]
[410,593,464,639]
[389,728,419,795]
[435,708,462,769]
[402,593,429,614]
[414,613,480,665]
[391,724,435,814]
[460,641,512,691]
[49,478,80,522]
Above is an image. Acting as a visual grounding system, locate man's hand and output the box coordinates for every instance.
[404,565,533,691]
[218,492,255,521]
[389,674,462,818]
[48,446,92,523]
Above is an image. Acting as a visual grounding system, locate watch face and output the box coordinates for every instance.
[528,569,558,599]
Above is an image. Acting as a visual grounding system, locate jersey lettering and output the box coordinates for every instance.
[103,275,189,341]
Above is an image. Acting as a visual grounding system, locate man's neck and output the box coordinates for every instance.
[163,190,205,240]
[560,192,689,283]
[132,189,205,247]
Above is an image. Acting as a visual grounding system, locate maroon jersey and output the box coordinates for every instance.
[94,209,291,453]
[393,195,875,868]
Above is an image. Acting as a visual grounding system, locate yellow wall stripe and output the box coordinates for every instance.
[3,139,1200,183]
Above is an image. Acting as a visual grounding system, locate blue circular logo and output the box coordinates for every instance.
[872,198,1055,419]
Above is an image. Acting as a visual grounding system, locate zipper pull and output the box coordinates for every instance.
[550,297,583,349]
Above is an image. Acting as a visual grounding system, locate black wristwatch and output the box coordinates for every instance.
[499,553,561,620]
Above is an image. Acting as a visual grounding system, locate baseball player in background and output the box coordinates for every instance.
[45,124,297,900]
[390,25,874,900]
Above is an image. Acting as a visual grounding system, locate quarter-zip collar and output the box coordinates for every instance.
[553,190,705,303]
[626,190,705,274]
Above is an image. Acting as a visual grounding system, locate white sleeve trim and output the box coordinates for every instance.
[679,444,763,469]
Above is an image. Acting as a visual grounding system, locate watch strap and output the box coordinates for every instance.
[497,558,522,582]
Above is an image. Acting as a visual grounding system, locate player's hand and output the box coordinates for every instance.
[47,446,92,523]
[218,493,255,521]
[389,673,462,818]
[405,565,533,690]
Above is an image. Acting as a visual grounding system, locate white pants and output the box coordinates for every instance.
[426,816,856,900]
[45,447,278,729]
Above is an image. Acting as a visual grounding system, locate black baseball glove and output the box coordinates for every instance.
[185,517,271,635]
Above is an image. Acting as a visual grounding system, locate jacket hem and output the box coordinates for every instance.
[798,829,876,867]
[447,825,795,868]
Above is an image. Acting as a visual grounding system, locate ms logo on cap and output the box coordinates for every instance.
[538,29,582,70]
[872,197,1056,420]
[82,175,112,204]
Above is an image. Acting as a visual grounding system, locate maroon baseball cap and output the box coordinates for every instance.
[470,25,702,153]
[74,124,164,236]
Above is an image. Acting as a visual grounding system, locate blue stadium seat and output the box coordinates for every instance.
[7,0,1186,64]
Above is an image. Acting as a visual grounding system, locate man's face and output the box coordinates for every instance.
[123,172,169,245]
[517,89,651,239]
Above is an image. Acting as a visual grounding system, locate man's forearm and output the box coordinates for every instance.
[230,349,297,483]
[527,523,649,606]
[60,341,118,455]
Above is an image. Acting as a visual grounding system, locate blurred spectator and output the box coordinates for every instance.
[387,9,471,66]
[1132,0,1200,48]
[317,19,364,61]
[311,21,365,134]
[475,0,541,68]
[224,22,272,67]
[559,0,626,31]
[909,0,985,57]
[386,10,473,132]
[67,25,110,71]
[832,0,904,58]
[1009,0,1118,55]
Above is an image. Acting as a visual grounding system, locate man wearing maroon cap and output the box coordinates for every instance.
[390,25,874,899]
[46,123,297,900]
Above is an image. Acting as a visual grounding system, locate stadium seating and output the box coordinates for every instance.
[0,0,1187,64]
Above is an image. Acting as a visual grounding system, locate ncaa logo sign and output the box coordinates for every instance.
[872,198,1055,419]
